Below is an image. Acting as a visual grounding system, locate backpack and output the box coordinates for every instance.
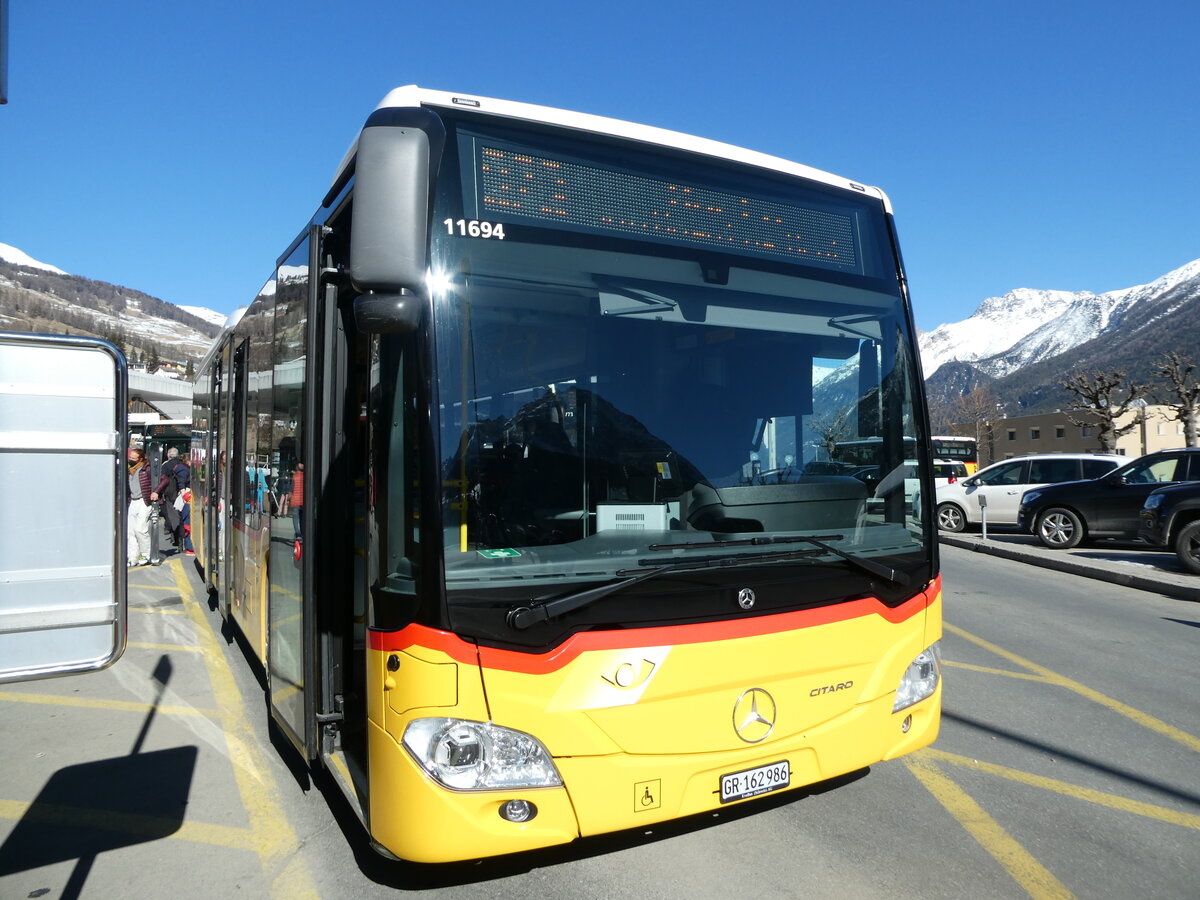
[161,459,186,501]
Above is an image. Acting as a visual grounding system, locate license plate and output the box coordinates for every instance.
[719,760,790,804]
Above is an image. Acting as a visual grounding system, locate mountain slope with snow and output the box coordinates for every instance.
[0,242,68,275]
[920,259,1200,381]
[924,258,1200,416]
[0,243,222,365]
[179,305,230,327]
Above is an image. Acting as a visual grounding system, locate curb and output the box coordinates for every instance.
[939,535,1200,603]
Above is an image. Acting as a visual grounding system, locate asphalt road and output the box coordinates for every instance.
[1,546,1196,899]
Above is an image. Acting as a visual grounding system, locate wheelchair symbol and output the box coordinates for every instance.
[634,779,661,812]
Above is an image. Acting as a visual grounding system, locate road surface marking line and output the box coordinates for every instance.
[171,560,318,899]
[906,757,1075,900]
[944,660,1047,681]
[922,748,1200,830]
[0,691,218,718]
[0,798,256,850]
[946,622,1200,753]
[129,607,189,616]
[127,641,203,653]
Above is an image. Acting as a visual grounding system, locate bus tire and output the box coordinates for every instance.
[1036,507,1085,549]
[936,503,966,533]
[1174,520,1200,575]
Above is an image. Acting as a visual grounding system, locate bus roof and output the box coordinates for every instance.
[330,85,893,213]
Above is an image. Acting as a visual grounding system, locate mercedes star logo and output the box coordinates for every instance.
[732,687,777,743]
[737,588,756,610]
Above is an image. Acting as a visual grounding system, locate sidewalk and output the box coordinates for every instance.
[939,529,1200,602]
[0,548,318,898]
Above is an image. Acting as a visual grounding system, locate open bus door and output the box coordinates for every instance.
[0,333,127,684]
[265,229,322,763]
[266,223,359,774]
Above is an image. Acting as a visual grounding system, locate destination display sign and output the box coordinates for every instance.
[461,135,864,274]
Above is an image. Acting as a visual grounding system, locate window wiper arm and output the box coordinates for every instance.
[650,533,911,588]
[598,286,679,317]
[505,547,824,631]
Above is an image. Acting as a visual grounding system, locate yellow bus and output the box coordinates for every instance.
[932,435,979,473]
[191,86,942,863]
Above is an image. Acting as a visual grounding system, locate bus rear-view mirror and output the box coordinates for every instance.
[350,106,446,332]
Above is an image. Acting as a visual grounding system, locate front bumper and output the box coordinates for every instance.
[367,684,941,863]
[1137,510,1168,547]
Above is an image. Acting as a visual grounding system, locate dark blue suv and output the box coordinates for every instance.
[1016,448,1200,549]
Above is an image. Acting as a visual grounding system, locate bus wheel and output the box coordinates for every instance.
[936,503,966,533]
[1174,520,1200,574]
[1036,508,1084,549]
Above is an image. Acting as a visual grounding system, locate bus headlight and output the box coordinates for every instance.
[893,643,941,712]
[402,718,563,791]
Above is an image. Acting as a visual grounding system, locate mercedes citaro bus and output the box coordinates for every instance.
[191,86,942,863]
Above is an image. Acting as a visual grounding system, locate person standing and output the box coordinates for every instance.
[154,447,185,549]
[289,461,305,558]
[127,444,154,566]
[173,454,195,556]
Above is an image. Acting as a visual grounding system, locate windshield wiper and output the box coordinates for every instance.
[649,533,911,588]
[598,286,679,317]
[505,547,823,631]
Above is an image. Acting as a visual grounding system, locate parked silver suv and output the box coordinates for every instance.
[936,453,1125,532]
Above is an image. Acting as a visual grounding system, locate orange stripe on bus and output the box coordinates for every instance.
[368,577,939,675]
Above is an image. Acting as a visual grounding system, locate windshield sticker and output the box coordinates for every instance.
[477,548,522,559]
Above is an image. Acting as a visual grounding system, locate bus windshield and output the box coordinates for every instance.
[424,113,931,645]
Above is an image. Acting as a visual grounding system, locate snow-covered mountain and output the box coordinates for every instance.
[0,242,67,275]
[919,259,1200,381]
[179,305,231,328]
[0,242,224,365]
[0,242,227,330]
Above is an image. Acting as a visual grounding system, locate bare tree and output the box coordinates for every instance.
[1153,351,1200,447]
[949,385,1002,465]
[811,406,855,460]
[1061,370,1144,452]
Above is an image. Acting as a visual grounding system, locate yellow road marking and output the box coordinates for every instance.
[0,691,218,718]
[0,798,253,850]
[946,622,1200,753]
[129,607,189,616]
[922,748,1200,831]
[944,660,1047,681]
[906,757,1075,899]
[170,559,318,898]
[127,641,202,653]
[273,610,303,628]
[272,683,302,704]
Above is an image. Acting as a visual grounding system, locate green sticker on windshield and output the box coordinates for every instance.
[478,548,522,559]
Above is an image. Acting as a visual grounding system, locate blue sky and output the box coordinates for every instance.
[2,0,1197,331]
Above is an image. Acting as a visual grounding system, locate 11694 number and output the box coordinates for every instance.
[443,218,506,239]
